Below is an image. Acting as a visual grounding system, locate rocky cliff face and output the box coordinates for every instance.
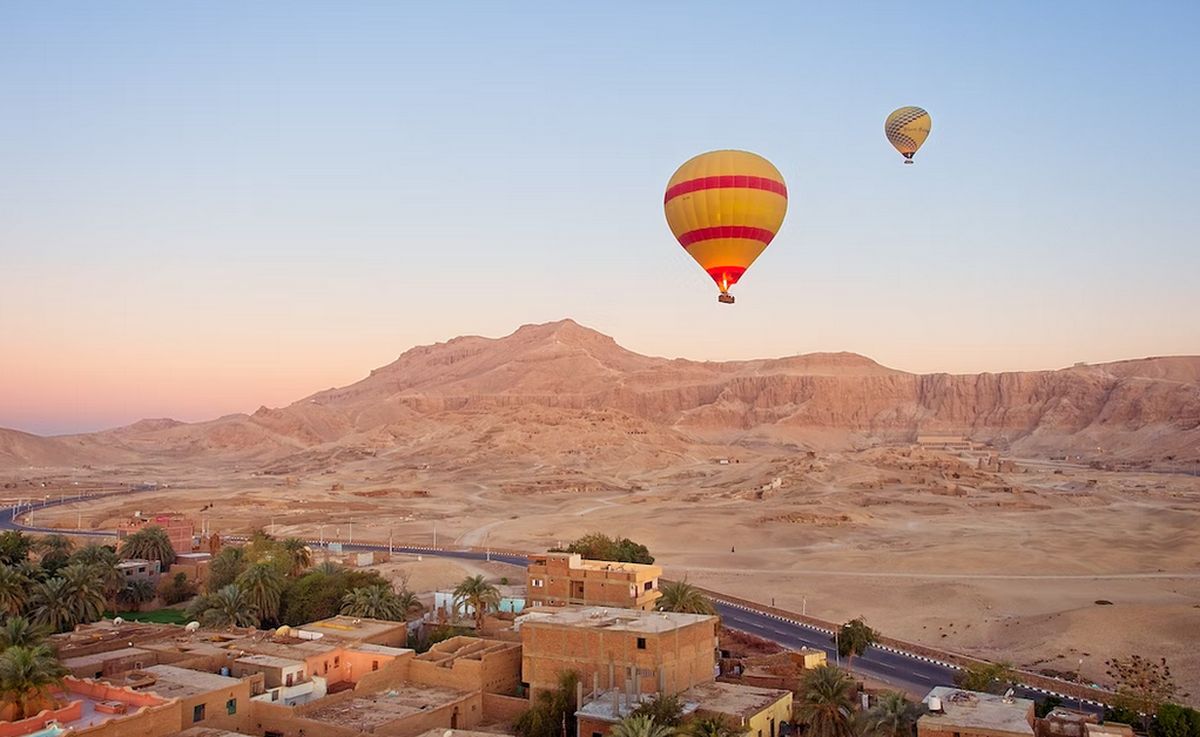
[2,319,1197,469]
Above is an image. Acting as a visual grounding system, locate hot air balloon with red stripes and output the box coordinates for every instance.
[664,150,788,304]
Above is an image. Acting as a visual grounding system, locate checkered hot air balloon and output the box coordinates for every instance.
[663,150,788,304]
[885,106,932,164]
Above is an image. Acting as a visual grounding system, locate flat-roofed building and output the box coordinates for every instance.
[134,665,251,732]
[410,636,523,695]
[576,690,699,737]
[294,682,480,735]
[918,687,1035,737]
[231,654,308,689]
[117,558,162,581]
[296,615,410,647]
[527,553,662,610]
[62,646,155,679]
[683,681,792,737]
[519,606,718,698]
[0,676,177,737]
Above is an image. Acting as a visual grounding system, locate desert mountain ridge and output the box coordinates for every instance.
[2,319,1198,469]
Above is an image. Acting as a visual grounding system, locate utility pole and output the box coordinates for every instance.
[349,522,353,545]
[835,630,840,667]
[318,525,325,546]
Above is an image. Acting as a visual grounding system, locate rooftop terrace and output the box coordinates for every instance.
[920,687,1035,736]
[518,606,714,634]
[302,683,470,731]
[298,615,409,642]
[136,665,243,699]
[682,681,791,719]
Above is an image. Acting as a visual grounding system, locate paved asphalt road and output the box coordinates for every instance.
[1,491,1105,713]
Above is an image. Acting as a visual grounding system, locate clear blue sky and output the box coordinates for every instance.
[2,2,1198,434]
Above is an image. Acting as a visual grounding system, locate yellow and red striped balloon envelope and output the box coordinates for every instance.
[664,150,788,302]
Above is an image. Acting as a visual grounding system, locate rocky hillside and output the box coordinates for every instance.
[2,319,1197,469]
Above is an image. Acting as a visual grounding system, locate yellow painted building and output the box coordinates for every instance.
[683,681,793,737]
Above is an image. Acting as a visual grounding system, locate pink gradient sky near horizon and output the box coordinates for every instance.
[3,3,1198,435]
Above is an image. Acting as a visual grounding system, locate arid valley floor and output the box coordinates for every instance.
[3,321,1198,700]
[7,447,1199,699]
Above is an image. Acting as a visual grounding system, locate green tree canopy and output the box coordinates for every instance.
[553,533,654,564]
[1153,703,1200,737]
[160,571,198,605]
[453,574,501,630]
[687,716,747,737]
[657,580,715,615]
[632,693,685,727]
[1106,656,1187,733]
[207,546,248,592]
[514,670,580,737]
[954,661,1016,695]
[0,564,31,617]
[0,616,49,650]
[278,567,389,626]
[29,577,78,633]
[235,562,285,625]
[611,714,677,737]
[187,584,260,629]
[0,531,33,565]
[35,533,75,575]
[119,525,176,567]
[834,617,878,666]
[0,644,68,720]
[795,664,858,737]
[117,578,158,610]
[863,691,925,737]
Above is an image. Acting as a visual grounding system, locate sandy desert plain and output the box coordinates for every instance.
[2,320,1198,700]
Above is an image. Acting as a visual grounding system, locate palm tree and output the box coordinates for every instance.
[0,530,33,565]
[395,589,424,618]
[29,578,78,633]
[235,563,285,624]
[341,585,404,620]
[281,537,313,576]
[314,560,344,576]
[612,714,677,737]
[834,617,877,668]
[0,644,68,720]
[453,574,501,630]
[59,563,108,624]
[70,543,118,568]
[515,670,580,737]
[117,578,157,611]
[187,584,259,629]
[0,616,48,649]
[207,546,247,592]
[795,664,858,737]
[119,525,176,567]
[36,533,75,574]
[863,692,925,737]
[688,716,746,737]
[657,579,715,615]
[0,564,31,617]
